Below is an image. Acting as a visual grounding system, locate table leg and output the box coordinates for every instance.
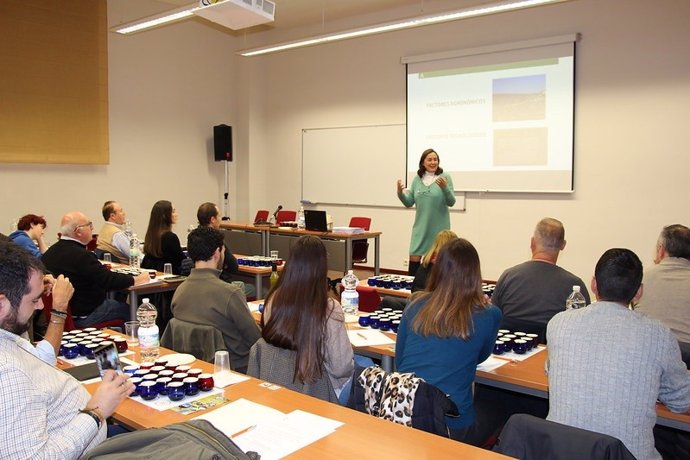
[381,355,394,373]
[345,239,353,272]
[255,273,263,298]
[129,291,138,321]
[374,235,380,275]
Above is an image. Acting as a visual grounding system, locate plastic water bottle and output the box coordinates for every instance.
[341,270,359,315]
[129,233,140,268]
[137,297,159,362]
[565,285,587,310]
[124,220,132,238]
[297,206,306,230]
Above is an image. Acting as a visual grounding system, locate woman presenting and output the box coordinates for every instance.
[397,148,455,275]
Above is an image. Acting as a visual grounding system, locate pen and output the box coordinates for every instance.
[357,332,367,340]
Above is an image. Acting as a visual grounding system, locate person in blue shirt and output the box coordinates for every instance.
[396,237,501,445]
[9,214,48,258]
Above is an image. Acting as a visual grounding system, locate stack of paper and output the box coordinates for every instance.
[331,226,364,234]
[195,399,343,459]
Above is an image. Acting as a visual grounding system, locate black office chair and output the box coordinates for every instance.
[494,414,636,460]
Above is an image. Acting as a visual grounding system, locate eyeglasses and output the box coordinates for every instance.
[76,221,93,230]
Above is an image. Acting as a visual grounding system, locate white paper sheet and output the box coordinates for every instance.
[233,410,344,460]
[194,398,284,437]
[476,356,510,372]
[214,371,250,388]
[347,329,395,347]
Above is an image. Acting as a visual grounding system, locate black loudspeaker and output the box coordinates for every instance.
[213,124,233,162]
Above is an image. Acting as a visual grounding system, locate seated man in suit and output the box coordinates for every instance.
[96,200,131,263]
[171,226,260,374]
[0,240,133,458]
[491,217,590,343]
[42,212,150,327]
[636,224,690,344]
[547,248,690,460]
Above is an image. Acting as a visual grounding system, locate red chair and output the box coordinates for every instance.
[42,293,75,331]
[87,234,98,251]
[350,217,371,263]
[355,285,381,313]
[276,210,297,225]
[254,209,269,224]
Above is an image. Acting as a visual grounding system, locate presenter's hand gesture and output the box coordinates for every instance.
[397,179,405,194]
[435,176,447,189]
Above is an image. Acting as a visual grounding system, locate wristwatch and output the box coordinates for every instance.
[51,310,68,320]
[79,408,103,429]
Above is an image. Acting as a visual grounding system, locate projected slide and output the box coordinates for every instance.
[406,40,575,193]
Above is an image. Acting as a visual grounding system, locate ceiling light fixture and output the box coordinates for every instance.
[111,0,275,35]
[238,0,571,57]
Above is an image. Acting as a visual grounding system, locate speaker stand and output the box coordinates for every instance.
[222,159,231,221]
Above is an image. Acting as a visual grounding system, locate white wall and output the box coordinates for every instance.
[240,0,690,281]
[2,0,689,284]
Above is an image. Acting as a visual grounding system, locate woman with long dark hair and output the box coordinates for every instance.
[396,148,455,275]
[395,238,501,444]
[141,200,184,274]
[261,235,354,403]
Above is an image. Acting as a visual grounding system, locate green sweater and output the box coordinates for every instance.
[398,172,455,255]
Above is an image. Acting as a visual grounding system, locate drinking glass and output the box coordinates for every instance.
[125,321,140,347]
[163,263,173,276]
[214,350,231,376]
[103,253,112,263]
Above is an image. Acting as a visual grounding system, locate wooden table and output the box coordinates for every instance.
[246,310,690,432]
[127,278,183,320]
[358,279,411,298]
[106,263,186,320]
[235,255,284,298]
[221,222,382,275]
[73,335,509,460]
[474,348,690,432]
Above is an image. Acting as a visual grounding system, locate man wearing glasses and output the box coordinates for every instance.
[42,212,150,327]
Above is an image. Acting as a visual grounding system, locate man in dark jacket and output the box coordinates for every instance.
[42,211,149,326]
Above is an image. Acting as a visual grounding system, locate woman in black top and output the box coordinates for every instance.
[142,200,184,274]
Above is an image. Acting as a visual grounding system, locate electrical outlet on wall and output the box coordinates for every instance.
[403,259,409,268]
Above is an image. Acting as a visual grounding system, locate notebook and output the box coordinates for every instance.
[304,210,329,232]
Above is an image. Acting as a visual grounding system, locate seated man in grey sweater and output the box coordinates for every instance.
[171,226,260,373]
[547,248,690,460]
[492,217,590,343]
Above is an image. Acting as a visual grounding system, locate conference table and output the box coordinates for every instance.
[235,255,284,298]
[220,222,382,275]
[68,334,509,459]
[337,313,690,432]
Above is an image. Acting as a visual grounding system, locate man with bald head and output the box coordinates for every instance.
[491,217,590,343]
[42,212,150,326]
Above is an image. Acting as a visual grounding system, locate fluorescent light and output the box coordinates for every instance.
[239,0,571,57]
[112,3,198,35]
[111,0,276,35]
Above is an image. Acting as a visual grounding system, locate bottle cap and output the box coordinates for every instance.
[143,297,150,303]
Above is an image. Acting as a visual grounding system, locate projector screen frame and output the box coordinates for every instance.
[403,34,579,194]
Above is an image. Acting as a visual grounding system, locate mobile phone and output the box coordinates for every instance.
[93,342,124,377]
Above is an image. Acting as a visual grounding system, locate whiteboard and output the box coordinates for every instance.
[301,124,406,207]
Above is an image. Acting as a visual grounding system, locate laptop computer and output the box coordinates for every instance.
[304,210,329,232]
